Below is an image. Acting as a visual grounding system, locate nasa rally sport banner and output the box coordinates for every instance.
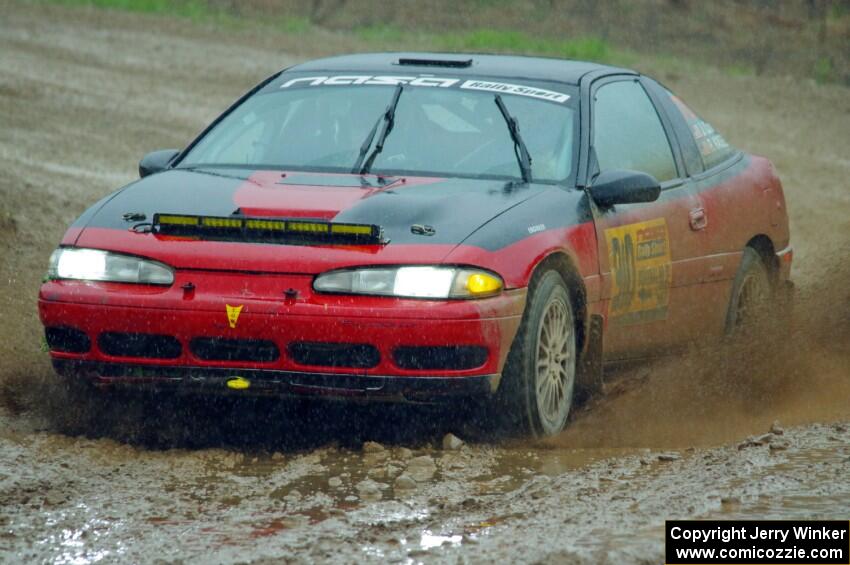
[666,520,849,564]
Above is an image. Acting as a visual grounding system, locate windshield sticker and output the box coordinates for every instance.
[279,75,570,103]
[280,75,460,88]
[459,80,570,103]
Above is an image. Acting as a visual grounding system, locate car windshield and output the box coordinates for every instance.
[179,75,579,183]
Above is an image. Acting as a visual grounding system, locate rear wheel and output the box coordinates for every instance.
[496,270,577,437]
[725,247,772,335]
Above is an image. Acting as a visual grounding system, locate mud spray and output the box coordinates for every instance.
[551,240,850,449]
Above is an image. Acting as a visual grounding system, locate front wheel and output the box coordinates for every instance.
[496,270,577,437]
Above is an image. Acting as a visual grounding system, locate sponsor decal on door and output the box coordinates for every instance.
[604,218,673,325]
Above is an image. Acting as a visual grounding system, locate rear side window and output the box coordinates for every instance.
[666,93,735,171]
[592,80,678,183]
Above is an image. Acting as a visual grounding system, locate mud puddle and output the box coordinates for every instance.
[2,413,849,563]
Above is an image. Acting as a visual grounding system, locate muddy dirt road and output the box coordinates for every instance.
[1,3,849,563]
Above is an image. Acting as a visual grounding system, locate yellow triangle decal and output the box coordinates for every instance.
[225,304,243,329]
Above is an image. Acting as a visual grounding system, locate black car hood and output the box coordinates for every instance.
[84,168,554,245]
[73,168,555,271]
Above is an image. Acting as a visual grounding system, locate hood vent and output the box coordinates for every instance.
[397,57,473,68]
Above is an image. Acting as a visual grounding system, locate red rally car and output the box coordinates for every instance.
[39,53,792,436]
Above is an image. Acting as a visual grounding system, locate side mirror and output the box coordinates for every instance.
[139,149,180,178]
[588,169,661,207]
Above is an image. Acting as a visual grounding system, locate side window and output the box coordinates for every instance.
[593,80,678,183]
[666,93,735,171]
[642,78,704,176]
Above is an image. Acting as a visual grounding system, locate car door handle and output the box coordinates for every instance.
[689,207,708,231]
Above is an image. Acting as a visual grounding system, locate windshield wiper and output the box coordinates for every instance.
[353,84,404,175]
[494,94,532,183]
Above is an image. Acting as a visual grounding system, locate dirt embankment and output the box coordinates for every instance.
[0,3,848,563]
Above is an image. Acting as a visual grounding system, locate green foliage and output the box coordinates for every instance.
[725,63,754,77]
[52,0,212,20]
[814,57,833,84]
[438,29,615,63]
[36,0,850,84]
[357,24,406,43]
[49,0,311,33]
[354,25,622,65]
[830,1,850,18]
[45,1,624,66]
[279,16,311,34]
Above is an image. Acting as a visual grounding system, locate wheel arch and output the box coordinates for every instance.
[528,251,588,355]
[746,234,779,287]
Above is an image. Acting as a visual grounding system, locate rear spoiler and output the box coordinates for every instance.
[152,213,386,245]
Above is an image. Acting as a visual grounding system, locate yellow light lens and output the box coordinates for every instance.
[331,224,373,235]
[466,273,503,295]
[246,219,285,230]
[158,215,198,226]
[287,221,329,233]
[202,217,242,228]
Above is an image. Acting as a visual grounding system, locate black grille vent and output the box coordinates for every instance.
[45,326,91,353]
[393,346,488,371]
[98,332,182,359]
[397,57,473,68]
[190,337,279,363]
[288,342,380,369]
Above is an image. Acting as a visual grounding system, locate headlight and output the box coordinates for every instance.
[47,248,174,285]
[313,266,503,299]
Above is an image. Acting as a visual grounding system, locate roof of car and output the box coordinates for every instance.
[285,52,635,85]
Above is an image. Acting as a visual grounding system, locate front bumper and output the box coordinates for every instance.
[39,276,525,401]
[53,360,498,403]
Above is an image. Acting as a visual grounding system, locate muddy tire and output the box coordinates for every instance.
[725,247,772,335]
[495,270,577,437]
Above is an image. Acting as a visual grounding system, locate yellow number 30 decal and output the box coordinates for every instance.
[604,218,672,325]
